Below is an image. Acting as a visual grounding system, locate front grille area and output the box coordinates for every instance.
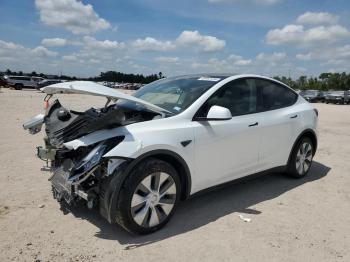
[51,160,74,203]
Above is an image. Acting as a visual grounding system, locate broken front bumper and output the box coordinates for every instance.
[37,146,56,161]
[50,161,74,204]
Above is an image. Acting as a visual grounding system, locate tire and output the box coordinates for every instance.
[287,137,314,178]
[115,158,181,234]
[14,83,23,90]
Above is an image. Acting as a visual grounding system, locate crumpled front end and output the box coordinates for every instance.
[48,138,124,207]
[23,93,161,212]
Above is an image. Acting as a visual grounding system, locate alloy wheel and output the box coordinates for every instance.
[295,142,313,175]
[131,172,176,228]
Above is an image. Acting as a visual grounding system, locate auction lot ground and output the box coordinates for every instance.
[0,88,349,261]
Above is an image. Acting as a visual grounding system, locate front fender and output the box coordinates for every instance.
[103,134,192,161]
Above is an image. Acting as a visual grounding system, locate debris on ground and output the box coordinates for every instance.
[238,214,251,223]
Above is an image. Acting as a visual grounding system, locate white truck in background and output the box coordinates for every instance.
[4,75,45,90]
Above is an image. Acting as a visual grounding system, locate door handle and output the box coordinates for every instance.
[290,115,298,119]
[248,122,258,127]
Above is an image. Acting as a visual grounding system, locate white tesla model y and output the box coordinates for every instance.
[24,74,318,234]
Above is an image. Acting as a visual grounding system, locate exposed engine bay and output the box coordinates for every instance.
[45,99,159,147]
[23,93,162,216]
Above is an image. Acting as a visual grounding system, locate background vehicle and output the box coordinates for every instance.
[23,75,318,234]
[317,91,329,103]
[299,90,321,102]
[5,75,45,90]
[37,79,63,89]
[325,91,349,104]
[0,76,8,87]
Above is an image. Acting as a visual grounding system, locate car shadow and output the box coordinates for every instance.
[60,161,330,249]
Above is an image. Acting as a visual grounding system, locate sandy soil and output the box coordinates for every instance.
[0,88,349,262]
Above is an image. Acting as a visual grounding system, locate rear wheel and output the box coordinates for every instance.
[287,137,314,178]
[14,83,23,90]
[115,158,181,234]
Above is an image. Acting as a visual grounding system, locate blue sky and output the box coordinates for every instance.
[0,0,350,78]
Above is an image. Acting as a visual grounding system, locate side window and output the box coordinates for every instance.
[196,79,257,117]
[255,79,297,111]
[12,77,30,81]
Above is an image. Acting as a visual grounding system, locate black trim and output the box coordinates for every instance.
[181,140,192,147]
[193,117,231,121]
[248,122,258,127]
[189,166,287,199]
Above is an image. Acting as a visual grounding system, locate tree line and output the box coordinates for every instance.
[0,69,163,84]
[1,68,350,90]
[88,71,164,84]
[273,72,350,91]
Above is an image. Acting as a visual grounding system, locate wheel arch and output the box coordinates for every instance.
[287,129,318,165]
[129,149,192,200]
[102,149,192,224]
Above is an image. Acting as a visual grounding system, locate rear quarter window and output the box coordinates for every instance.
[255,79,297,111]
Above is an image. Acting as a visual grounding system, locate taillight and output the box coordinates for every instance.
[313,108,318,117]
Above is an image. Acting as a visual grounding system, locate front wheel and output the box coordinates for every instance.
[115,158,181,234]
[287,137,314,178]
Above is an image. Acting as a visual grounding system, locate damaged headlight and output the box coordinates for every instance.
[81,143,107,171]
[71,137,124,177]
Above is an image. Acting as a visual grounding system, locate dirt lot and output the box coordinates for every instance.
[0,88,349,261]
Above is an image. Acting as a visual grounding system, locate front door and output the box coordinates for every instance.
[191,78,262,193]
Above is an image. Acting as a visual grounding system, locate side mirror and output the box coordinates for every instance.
[206,105,232,120]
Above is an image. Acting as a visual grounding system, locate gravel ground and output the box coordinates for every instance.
[0,88,349,261]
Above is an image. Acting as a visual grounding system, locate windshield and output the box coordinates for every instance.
[126,76,223,114]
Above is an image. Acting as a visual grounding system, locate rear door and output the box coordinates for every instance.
[254,78,300,169]
[191,78,263,192]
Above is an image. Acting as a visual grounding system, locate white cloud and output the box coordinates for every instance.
[83,36,125,50]
[30,46,58,57]
[0,39,59,73]
[264,12,350,73]
[266,24,350,47]
[62,54,78,62]
[256,52,286,62]
[154,56,179,63]
[35,0,111,35]
[0,40,23,52]
[59,36,126,65]
[234,59,252,66]
[191,53,258,72]
[133,37,175,51]
[41,38,68,47]
[297,12,339,25]
[0,40,57,58]
[132,31,225,53]
[296,53,312,61]
[297,45,350,62]
[228,54,252,65]
[176,30,225,52]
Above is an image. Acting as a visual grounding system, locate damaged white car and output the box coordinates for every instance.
[23,74,318,234]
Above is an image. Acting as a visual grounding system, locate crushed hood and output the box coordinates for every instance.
[41,81,171,114]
